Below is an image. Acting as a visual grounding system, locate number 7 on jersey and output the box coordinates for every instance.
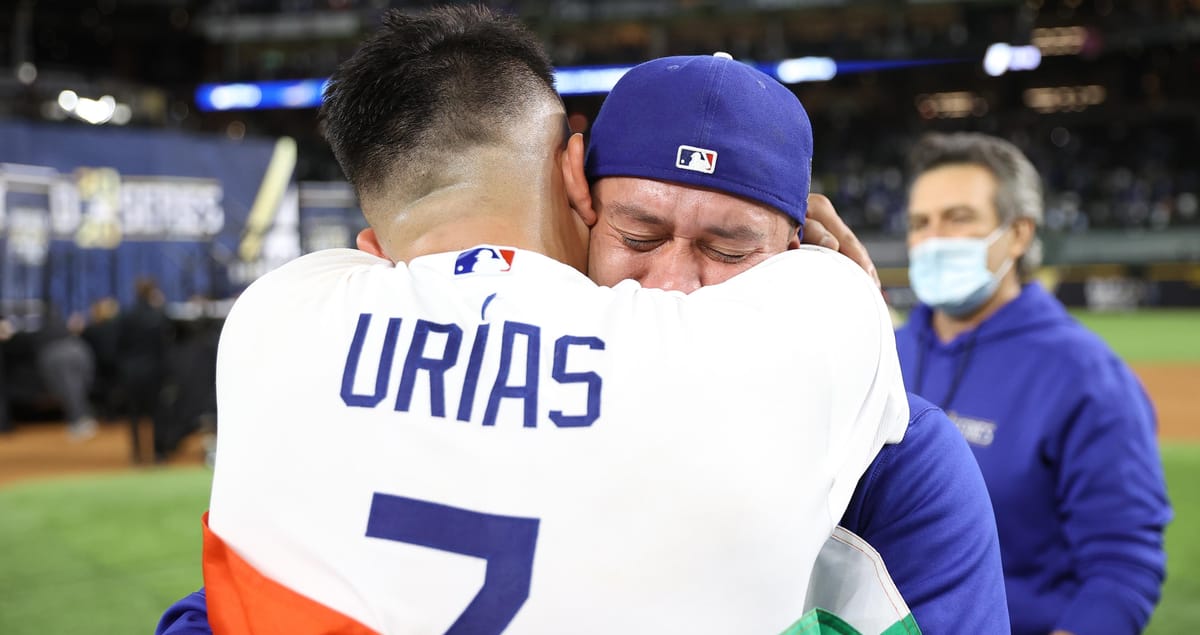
[366,493,540,634]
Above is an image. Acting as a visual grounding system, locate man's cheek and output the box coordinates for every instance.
[612,254,649,286]
[707,257,764,286]
[588,249,630,287]
[704,264,746,287]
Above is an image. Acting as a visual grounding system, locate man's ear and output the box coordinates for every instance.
[562,132,597,227]
[1009,217,1036,259]
[356,228,389,260]
[787,224,803,250]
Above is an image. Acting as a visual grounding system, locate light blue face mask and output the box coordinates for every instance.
[908,226,1014,318]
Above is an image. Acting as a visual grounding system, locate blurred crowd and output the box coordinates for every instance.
[0,279,220,465]
[191,0,1200,78]
[810,121,1200,235]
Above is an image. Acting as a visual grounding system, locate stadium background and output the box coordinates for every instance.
[0,0,1197,632]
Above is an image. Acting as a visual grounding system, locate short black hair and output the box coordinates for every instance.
[321,5,558,200]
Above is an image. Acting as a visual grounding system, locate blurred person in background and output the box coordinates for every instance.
[896,132,1170,635]
[118,278,171,463]
[156,298,220,460]
[35,305,98,441]
[82,297,122,420]
[0,315,13,434]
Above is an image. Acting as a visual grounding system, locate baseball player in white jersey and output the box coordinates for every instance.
[201,7,908,634]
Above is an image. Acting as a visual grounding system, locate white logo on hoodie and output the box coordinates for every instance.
[948,412,996,447]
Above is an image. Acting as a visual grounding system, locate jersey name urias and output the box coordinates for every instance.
[204,245,909,635]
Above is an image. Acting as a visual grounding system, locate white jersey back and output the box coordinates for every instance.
[207,245,908,634]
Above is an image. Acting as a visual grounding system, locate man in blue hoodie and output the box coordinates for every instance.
[897,132,1171,635]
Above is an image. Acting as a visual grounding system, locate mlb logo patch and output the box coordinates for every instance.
[455,246,516,275]
[676,145,718,174]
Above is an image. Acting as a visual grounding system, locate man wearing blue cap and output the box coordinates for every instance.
[564,53,1010,634]
[161,7,913,635]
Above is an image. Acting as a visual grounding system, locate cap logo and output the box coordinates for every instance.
[676,145,717,174]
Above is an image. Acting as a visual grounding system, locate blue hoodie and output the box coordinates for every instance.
[896,283,1171,635]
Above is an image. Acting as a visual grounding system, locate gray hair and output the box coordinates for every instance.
[909,132,1044,280]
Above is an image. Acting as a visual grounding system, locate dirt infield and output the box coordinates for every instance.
[0,365,1196,488]
[0,420,207,488]
[1133,364,1200,441]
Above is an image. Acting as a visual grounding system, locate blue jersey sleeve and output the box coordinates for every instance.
[1050,359,1170,635]
[156,588,212,635]
[840,393,1009,634]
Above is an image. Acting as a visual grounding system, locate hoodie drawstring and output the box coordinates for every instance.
[913,330,980,414]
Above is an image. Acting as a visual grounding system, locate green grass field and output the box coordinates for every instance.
[1147,444,1200,634]
[0,447,1192,633]
[0,309,1196,634]
[1072,309,1200,363]
[0,468,211,634]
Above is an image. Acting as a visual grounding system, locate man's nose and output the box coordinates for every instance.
[640,247,702,294]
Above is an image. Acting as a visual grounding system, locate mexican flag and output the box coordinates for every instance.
[781,527,921,635]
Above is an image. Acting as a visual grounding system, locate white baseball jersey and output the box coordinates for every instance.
[204,245,908,635]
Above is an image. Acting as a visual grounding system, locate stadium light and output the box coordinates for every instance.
[74,95,117,125]
[52,90,130,125]
[195,56,972,111]
[204,83,264,110]
[197,79,328,111]
[1023,85,1106,113]
[57,90,79,111]
[16,62,37,85]
[554,65,634,96]
[1031,27,1088,56]
[774,57,838,84]
[111,103,133,126]
[1009,46,1042,72]
[983,43,1042,77]
[915,91,988,119]
[195,59,844,111]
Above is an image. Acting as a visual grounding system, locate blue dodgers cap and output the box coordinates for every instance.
[585,53,814,226]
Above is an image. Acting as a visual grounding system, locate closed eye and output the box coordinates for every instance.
[702,245,751,264]
[620,235,665,251]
